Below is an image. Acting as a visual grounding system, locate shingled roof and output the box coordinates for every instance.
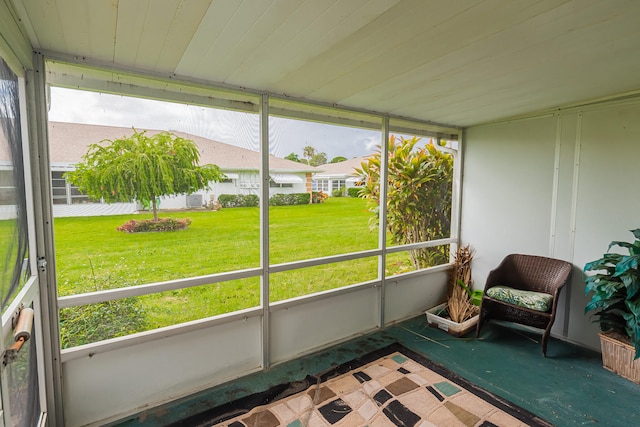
[48,121,318,173]
[313,156,369,178]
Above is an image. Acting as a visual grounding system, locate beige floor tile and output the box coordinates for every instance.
[449,391,496,418]
[363,363,392,379]
[270,402,296,424]
[286,394,313,414]
[485,408,524,426]
[326,374,361,395]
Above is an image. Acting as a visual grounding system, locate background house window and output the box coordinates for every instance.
[51,171,91,204]
[0,169,15,204]
[51,171,67,204]
[331,179,345,192]
[313,179,329,192]
[269,180,293,188]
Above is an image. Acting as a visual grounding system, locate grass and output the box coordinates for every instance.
[0,218,29,311]
[55,198,418,346]
[54,198,379,293]
[0,218,20,309]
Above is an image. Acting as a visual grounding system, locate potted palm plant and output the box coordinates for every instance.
[584,229,640,384]
[426,245,482,336]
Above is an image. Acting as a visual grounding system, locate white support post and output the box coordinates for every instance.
[377,117,390,328]
[450,130,464,261]
[259,94,270,369]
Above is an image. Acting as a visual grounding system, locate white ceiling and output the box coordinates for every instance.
[13,0,640,127]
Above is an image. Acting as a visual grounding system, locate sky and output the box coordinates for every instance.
[47,87,381,160]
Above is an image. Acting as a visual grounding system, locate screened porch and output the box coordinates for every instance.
[0,1,639,426]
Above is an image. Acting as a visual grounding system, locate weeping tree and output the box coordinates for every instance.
[356,135,453,269]
[66,129,223,222]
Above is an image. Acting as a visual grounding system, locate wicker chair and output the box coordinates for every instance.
[475,254,573,356]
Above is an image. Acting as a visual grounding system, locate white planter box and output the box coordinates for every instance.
[425,303,479,337]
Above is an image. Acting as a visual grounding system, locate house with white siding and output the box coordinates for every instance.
[312,156,367,195]
[48,121,317,217]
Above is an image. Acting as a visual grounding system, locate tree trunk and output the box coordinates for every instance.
[151,197,159,221]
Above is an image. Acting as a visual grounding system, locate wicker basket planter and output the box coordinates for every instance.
[426,303,479,337]
[599,331,640,384]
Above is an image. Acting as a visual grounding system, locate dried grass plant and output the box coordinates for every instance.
[447,244,479,323]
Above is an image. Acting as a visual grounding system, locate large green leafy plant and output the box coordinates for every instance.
[584,229,640,359]
[356,135,453,269]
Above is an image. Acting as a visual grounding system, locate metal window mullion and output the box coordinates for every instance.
[450,130,464,260]
[259,94,270,369]
[377,116,390,328]
[57,267,264,308]
[270,249,381,274]
[385,238,457,254]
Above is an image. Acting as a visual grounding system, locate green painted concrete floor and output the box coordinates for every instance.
[112,316,640,426]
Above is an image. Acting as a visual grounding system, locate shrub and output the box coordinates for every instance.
[117,217,191,233]
[269,193,311,206]
[242,194,260,207]
[332,188,345,197]
[347,187,362,198]
[58,257,148,348]
[356,135,453,269]
[312,191,328,204]
[218,194,259,208]
[59,298,147,348]
[218,194,236,207]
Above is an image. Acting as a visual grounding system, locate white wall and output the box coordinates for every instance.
[62,315,263,427]
[461,97,640,351]
[384,268,449,323]
[270,287,379,364]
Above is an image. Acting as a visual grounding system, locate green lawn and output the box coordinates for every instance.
[55,198,418,346]
[0,218,20,309]
[54,197,381,294]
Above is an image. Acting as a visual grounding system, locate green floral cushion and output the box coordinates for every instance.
[486,286,553,312]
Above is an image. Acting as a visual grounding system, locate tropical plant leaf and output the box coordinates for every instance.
[584,254,623,272]
[584,228,640,358]
[596,312,627,333]
[470,290,483,306]
[614,255,640,277]
[585,297,624,313]
[621,274,640,300]
[609,240,635,252]
[623,300,640,359]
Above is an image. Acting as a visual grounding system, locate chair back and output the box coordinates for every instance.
[485,254,573,294]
